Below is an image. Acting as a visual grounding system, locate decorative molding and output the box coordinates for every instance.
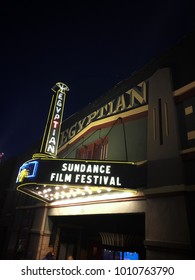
[143,184,195,197]
[174,81,195,96]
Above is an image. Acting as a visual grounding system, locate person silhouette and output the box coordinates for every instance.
[42,251,56,260]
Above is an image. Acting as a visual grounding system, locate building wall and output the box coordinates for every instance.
[56,67,195,259]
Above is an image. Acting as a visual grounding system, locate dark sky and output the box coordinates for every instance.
[1,1,195,160]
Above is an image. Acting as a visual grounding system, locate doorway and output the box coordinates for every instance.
[50,213,145,260]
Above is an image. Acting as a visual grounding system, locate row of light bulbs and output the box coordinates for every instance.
[33,185,112,201]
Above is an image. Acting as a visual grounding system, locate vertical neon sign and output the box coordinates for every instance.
[39,82,69,158]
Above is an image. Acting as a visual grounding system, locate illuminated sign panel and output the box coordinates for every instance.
[16,161,38,183]
[45,91,65,156]
[16,158,146,203]
[39,82,69,158]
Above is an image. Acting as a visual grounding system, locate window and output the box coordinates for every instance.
[103,249,139,260]
[76,138,108,160]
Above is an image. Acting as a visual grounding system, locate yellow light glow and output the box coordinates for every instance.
[22,182,139,204]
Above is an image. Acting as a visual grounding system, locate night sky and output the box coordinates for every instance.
[1,1,195,160]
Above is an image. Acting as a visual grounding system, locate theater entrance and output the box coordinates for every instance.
[49,213,145,260]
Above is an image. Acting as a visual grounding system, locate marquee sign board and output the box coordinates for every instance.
[15,82,146,204]
[16,158,146,203]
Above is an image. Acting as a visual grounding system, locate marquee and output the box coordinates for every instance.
[16,158,146,203]
[15,82,146,204]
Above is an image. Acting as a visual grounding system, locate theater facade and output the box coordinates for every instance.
[5,34,195,260]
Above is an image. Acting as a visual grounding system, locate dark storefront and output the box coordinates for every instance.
[50,213,145,260]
